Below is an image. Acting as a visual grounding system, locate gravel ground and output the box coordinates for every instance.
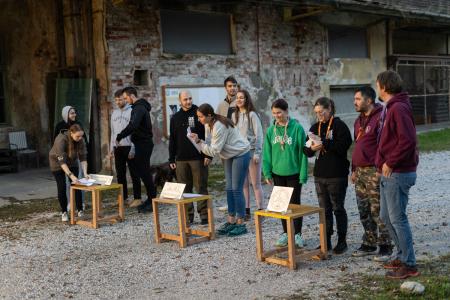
[0,151,449,299]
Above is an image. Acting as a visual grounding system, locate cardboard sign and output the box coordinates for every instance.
[160,182,186,200]
[88,174,113,186]
[267,186,294,213]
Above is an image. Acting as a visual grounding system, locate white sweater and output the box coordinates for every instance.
[201,121,250,160]
[232,111,263,159]
[110,104,135,154]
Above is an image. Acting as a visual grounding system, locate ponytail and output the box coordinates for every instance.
[197,103,234,128]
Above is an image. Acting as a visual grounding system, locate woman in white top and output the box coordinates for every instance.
[232,90,264,219]
[190,103,251,236]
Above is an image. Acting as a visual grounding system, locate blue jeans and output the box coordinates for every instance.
[380,172,417,266]
[224,151,251,219]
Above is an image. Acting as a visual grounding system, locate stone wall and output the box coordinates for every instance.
[105,2,333,163]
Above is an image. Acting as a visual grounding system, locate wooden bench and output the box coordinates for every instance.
[152,195,214,248]
[255,204,328,270]
[69,183,124,229]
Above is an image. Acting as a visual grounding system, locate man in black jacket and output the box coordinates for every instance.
[169,90,211,224]
[116,86,156,213]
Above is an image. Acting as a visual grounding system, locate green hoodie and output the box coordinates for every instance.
[262,118,308,184]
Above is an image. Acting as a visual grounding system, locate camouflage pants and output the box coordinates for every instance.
[354,167,391,247]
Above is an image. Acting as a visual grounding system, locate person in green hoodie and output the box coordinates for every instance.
[263,99,308,248]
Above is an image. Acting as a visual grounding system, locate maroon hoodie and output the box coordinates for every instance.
[352,103,382,171]
[375,92,419,173]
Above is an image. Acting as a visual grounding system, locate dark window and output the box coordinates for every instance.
[393,29,448,55]
[133,70,148,86]
[328,26,368,58]
[160,9,233,55]
[330,85,370,115]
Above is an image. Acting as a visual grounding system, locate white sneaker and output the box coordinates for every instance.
[218,206,228,212]
[77,210,84,218]
[61,212,69,222]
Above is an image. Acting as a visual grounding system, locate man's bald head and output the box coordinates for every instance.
[179,90,193,111]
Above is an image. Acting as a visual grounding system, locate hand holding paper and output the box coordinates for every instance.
[186,127,202,153]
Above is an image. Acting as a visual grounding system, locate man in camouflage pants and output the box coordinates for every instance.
[351,86,392,261]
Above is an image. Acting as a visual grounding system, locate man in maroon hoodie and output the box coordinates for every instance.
[351,86,392,261]
[375,70,419,279]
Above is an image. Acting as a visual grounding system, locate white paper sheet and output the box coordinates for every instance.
[266,186,294,213]
[186,127,202,153]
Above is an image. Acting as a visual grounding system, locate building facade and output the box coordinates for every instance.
[1,0,449,170]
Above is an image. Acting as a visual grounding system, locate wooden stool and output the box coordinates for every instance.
[255,204,328,270]
[69,183,124,229]
[152,195,214,248]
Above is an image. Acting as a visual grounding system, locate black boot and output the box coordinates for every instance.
[333,238,348,255]
[245,208,251,221]
[137,199,153,213]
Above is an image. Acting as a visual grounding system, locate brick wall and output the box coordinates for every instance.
[105,2,328,163]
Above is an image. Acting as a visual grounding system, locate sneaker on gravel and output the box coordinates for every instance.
[294,233,305,248]
[352,244,377,257]
[373,245,393,262]
[217,222,235,235]
[217,206,228,212]
[228,224,248,236]
[129,198,142,208]
[77,210,84,218]
[383,259,403,269]
[385,265,420,279]
[61,212,68,222]
[275,233,288,247]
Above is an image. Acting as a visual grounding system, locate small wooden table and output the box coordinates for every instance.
[255,204,328,270]
[152,195,214,248]
[69,183,124,229]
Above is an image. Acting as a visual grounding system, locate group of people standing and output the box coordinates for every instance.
[49,70,419,280]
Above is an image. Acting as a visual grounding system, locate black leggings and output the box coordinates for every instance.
[53,168,82,213]
[272,173,302,235]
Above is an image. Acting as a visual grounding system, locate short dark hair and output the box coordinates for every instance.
[114,89,123,98]
[271,98,289,111]
[376,70,403,94]
[122,86,138,97]
[355,86,376,104]
[314,97,335,115]
[223,76,237,87]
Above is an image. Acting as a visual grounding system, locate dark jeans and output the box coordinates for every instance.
[273,173,302,234]
[176,159,208,220]
[53,168,82,213]
[114,146,141,200]
[134,141,156,200]
[315,177,348,242]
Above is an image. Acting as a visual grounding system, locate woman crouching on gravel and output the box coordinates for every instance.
[190,103,251,236]
[49,124,89,222]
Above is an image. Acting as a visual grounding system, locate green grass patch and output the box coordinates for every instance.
[417,128,450,153]
[338,254,450,300]
[0,198,60,222]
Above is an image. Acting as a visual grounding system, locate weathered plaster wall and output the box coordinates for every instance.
[0,0,59,155]
[105,2,330,163]
[104,2,388,164]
